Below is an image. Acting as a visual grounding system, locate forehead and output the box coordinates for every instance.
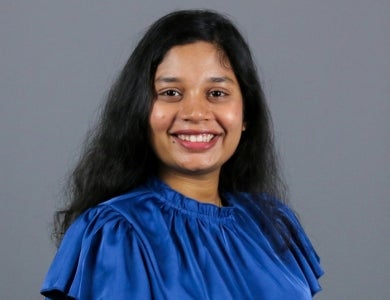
[155,41,235,80]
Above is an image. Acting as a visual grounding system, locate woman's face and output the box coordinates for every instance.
[149,41,244,179]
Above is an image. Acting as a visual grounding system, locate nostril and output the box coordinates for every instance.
[179,104,212,121]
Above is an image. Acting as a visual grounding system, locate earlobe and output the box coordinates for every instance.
[242,122,247,131]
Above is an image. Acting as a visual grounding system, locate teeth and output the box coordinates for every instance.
[177,134,214,142]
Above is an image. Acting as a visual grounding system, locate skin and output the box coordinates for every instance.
[149,41,245,206]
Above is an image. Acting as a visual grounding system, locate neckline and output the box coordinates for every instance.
[146,177,238,220]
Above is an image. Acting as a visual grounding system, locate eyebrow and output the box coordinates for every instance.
[208,76,235,84]
[155,76,236,84]
[155,76,181,83]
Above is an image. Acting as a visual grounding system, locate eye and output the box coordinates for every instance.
[209,90,227,98]
[156,89,182,102]
[161,89,181,97]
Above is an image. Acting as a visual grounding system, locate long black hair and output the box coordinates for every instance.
[54,10,287,245]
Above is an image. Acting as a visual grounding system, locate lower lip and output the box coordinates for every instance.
[173,136,219,151]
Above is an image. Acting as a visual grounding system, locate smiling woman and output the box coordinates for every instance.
[150,42,244,201]
[41,10,323,300]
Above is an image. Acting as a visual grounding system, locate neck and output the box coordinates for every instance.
[159,171,222,206]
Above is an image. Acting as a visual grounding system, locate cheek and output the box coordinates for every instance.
[149,105,168,133]
[224,104,244,129]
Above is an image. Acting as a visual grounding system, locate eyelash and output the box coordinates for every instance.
[160,89,181,97]
[209,90,227,98]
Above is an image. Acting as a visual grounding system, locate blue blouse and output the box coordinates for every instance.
[41,178,323,299]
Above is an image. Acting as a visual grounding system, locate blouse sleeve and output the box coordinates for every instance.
[40,206,151,300]
[277,204,324,296]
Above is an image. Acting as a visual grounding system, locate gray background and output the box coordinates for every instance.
[1,1,389,299]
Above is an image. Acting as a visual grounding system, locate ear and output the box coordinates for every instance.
[242,122,247,131]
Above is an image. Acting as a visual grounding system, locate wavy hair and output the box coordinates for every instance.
[54,10,287,245]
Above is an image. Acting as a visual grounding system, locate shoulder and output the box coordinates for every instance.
[59,178,173,251]
[268,196,324,296]
[62,186,154,237]
[233,192,324,295]
[235,192,306,238]
[238,192,319,258]
[41,186,160,299]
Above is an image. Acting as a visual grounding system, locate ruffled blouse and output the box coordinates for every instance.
[41,178,323,299]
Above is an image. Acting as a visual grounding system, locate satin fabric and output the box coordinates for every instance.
[41,178,323,299]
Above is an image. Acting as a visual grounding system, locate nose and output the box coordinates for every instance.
[179,94,211,122]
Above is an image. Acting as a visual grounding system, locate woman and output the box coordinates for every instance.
[41,10,323,299]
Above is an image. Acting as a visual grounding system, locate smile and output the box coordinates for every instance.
[176,134,215,143]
